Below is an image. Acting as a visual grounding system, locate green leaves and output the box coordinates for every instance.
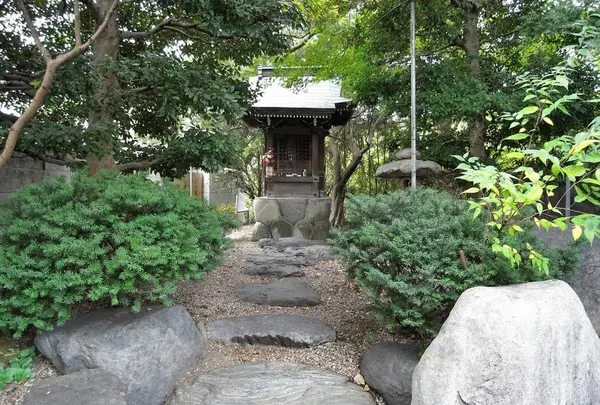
[505,133,529,141]
[0,173,236,337]
[0,347,36,390]
[455,14,600,275]
[519,106,539,115]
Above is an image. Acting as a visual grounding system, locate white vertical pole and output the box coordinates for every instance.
[410,0,417,189]
[566,178,571,217]
[189,166,193,197]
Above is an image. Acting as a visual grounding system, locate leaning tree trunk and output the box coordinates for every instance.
[329,139,346,228]
[86,0,120,176]
[461,0,486,158]
[328,123,375,228]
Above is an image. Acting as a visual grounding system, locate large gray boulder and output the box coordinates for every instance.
[207,315,336,347]
[252,222,272,241]
[277,198,308,224]
[411,280,600,405]
[359,342,419,405]
[168,362,375,405]
[23,369,127,405]
[375,160,441,179]
[535,227,600,334]
[253,198,282,226]
[305,198,331,223]
[271,219,293,239]
[236,278,321,307]
[35,306,206,405]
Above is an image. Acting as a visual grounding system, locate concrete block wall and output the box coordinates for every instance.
[0,153,71,199]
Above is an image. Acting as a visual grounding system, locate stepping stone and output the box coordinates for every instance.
[23,369,127,405]
[258,237,327,249]
[243,264,305,278]
[261,245,333,264]
[236,278,320,307]
[167,362,376,405]
[246,252,308,267]
[206,314,336,347]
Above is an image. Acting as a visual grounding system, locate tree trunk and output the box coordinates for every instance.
[328,128,373,228]
[461,0,486,158]
[86,0,120,176]
[329,137,345,228]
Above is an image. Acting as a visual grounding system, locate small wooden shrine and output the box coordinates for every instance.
[243,67,353,198]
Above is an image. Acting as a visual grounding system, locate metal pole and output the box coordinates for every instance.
[189,166,193,197]
[566,178,571,217]
[410,0,417,189]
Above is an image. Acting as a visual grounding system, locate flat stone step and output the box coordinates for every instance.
[245,253,308,267]
[206,314,336,347]
[23,369,127,405]
[243,264,305,278]
[167,362,375,405]
[235,278,320,307]
[258,237,327,249]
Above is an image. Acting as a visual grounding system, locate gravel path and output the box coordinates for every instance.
[175,228,402,382]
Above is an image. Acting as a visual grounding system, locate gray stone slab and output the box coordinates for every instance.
[207,315,336,347]
[258,237,327,249]
[245,252,308,266]
[360,342,420,405]
[277,198,308,224]
[35,306,205,405]
[167,362,375,405]
[243,264,305,278]
[23,369,127,405]
[236,278,321,307]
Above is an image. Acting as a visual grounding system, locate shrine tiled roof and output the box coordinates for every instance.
[249,70,352,111]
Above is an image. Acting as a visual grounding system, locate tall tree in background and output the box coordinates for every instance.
[283,0,595,161]
[0,0,303,176]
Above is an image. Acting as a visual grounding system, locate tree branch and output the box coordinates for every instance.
[163,26,209,44]
[24,152,86,167]
[121,18,172,39]
[18,0,52,62]
[380,37,465,67]
[117,159,160,171]
[0,0,120,169]
[121,19,241,40]
[289,33,315,53]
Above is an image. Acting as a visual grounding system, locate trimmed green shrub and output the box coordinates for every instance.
[0,172,236,338]
[330,188,579,340]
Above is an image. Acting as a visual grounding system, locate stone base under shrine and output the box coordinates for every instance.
[252,197,331,241]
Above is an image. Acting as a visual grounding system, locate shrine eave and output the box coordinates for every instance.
[243,104,354,128]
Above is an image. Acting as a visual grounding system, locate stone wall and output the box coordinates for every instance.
[0,153,71,199]
[252,197,331,241]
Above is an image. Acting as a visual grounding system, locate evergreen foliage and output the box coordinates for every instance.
[0,172,237,338]
[330,189,579,339]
